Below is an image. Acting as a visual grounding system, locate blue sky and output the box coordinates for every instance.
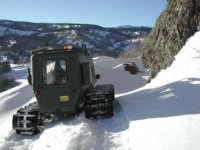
[0,0,167,27]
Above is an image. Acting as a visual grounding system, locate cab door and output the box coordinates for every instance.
[34,55,78,114]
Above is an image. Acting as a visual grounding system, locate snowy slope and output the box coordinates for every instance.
[0,25,36,36]
[93,56,148,94]
[0,31,200,150]
[116,31,200,150]
[0,57,147,150]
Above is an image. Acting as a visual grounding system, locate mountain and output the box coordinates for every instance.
[0,20,151,57]
[142,0,200,79]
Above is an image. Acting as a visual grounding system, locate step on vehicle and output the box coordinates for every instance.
[12,45,115,135]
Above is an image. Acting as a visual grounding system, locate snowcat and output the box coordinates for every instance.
[12,45,115,135]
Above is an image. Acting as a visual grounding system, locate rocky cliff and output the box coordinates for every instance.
[142,0,200,79]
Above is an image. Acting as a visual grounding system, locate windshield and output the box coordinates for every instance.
[42,59,67,85]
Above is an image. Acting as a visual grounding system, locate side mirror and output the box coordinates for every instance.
[95,74,100,80]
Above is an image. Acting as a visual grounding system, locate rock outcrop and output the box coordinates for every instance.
[142,0,200,79]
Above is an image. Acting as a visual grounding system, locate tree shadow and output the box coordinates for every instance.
[117,77,200,121]
[0,84,34,112]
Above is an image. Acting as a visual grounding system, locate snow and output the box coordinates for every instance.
[110,38,145,51]
[0,25,36,36]
[63,25,70,29]
[9,40,16,46]
[92,57,99,60]
[1,21,13,25]
[107,46,115,51]
[83,42,95,49]
[38,33,49,37]
[89,29,110,37]
[116,31,200,150]
[56,30,78,44]
[122,31,141,37]
[94,57,147,94]
[112,64,123,69]
[0,31,200,149]
[149,32,200,87]
[131,38,145,43]
[49,24,63,29]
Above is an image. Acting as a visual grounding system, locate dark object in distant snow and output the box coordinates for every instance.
[124,62,139,75]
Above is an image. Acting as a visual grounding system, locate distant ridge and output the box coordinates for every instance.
[0,20,151,57]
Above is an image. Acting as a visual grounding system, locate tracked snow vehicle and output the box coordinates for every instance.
[12,45,114,135]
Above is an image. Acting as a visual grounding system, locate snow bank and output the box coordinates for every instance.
[0,64,35,146]
[117,31,200,150]
[149,31,200,87]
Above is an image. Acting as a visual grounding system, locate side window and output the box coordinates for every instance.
[42,59,67,85]
[89,64,93,83]
[81,63,93,85]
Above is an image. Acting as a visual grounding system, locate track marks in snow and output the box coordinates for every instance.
[0,130,38,150]
[1,100,131,150]
[68,100,131,150]
[0,84,34,116]
[30,117,84,150]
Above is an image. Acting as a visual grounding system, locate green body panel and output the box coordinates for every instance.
[31,47,96,114]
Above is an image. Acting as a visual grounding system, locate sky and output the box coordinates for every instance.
[0,0,167,27]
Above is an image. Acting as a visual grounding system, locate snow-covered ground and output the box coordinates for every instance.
[0,31,200,150]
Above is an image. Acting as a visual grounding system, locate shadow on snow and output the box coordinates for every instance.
[117,77,200,121]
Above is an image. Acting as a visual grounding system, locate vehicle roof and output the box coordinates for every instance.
[32,46,87,55]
